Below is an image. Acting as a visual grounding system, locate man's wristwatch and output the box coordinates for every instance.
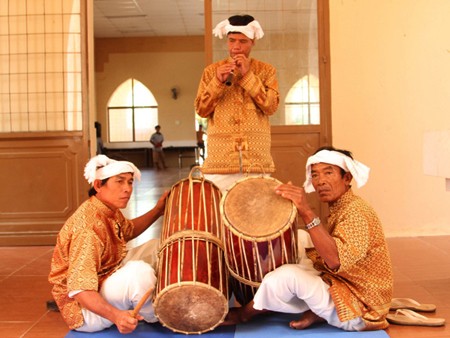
[305,217,321,230]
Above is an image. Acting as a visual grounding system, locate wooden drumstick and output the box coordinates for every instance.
[130,287,154,318]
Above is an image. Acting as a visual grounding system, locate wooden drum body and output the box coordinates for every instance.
[154,232,228,334]
[154,169,228,334]
[220,176,298,305]
[161,174,222,240]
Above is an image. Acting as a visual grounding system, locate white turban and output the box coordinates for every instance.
[213,19,264,40]
[84,154,141,185]
[303,150,370,193]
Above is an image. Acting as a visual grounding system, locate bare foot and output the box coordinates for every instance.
[221,307,242,326]
[289,310,326,330]
[221,302,268,326]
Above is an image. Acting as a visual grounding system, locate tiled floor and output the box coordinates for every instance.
[0,168,449,337]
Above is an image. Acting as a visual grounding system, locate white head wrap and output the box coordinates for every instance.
[84,154,141,185]
[303,150,370,193]
[213,19,264,40]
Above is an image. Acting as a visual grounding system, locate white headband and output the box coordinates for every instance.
[303,150,370,193]
[213,19,264,40]
[84,154,141,185]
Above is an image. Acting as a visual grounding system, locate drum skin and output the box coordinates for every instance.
[221,176,298,305]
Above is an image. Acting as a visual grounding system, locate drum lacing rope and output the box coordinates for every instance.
[159,230,225,252]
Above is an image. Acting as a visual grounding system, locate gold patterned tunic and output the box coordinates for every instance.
[306,189,393,330]
[194,57,279,174]
[48,196,134,329]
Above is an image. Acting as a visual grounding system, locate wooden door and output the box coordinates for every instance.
[0,1,91,245]
[271,125,328,225]
[0,133,89,245]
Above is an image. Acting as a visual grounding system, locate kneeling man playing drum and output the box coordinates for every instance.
[49,155,169,334]
[224,146,393,331]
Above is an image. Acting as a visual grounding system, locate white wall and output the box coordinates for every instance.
[329,1,450,237]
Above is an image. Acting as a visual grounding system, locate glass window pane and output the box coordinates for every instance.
[285,75,320,125]
[109,108,133,142]
[134,108,157,141]
[1,0,82,133]
[212,0,319,126]
[310,103,320,125]
[109,79,133,107]
[133,80,157,106]
[0,113,12,132]
[285,104,309,125]
[107,78,158,143]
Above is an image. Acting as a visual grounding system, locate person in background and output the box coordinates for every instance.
[49,155,169,334]
[194,14,279,191]
[224,146,393,332]
[196,124,206,161]
[94,121,104,155]
[150,125,167,170]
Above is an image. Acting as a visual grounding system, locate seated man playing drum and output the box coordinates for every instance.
[49,155,169,334]
[224,146,393,331]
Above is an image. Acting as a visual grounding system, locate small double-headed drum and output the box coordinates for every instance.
[154,168,228,334]
[220,176,298,305]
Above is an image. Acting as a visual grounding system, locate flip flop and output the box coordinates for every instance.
[387,309,445,327]
[390,297,436,312]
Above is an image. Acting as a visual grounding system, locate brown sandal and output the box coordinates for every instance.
[387,309,445,327]
[390,298,436,312]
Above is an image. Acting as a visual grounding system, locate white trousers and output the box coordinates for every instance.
[253,262,365,331]
[254,229,365,333]
[76,240,159,332]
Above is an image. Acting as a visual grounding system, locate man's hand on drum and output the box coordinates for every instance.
[155,190,170,217]
[274,182,314,218]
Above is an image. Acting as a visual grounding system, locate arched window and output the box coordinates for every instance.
[285,75,320,125]
[108,79,158,142]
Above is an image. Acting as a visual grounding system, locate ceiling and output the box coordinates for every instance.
[94,0,317,38]
[94,0,205,37]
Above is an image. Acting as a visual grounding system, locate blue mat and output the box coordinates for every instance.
[66,313,389,337]
[234,313,388,337]
[66,321,235,337]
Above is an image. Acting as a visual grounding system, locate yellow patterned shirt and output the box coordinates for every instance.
[48,196,134,329]
[306,189,393,330]
[194,57,279,174]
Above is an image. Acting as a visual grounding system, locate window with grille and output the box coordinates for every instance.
[0,0,82,132]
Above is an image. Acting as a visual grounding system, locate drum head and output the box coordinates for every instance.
[222,177,296,239]
[155,284,228,334]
